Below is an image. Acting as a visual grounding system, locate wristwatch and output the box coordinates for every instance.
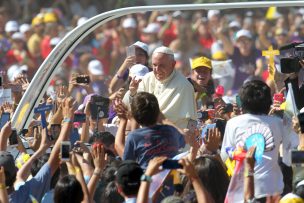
[140,174,152,183]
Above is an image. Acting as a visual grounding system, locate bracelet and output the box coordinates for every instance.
[0,183,6,189]
[140,174,152,183]
[63,118,71,123]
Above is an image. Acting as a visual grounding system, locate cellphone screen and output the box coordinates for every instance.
[162,160,183,169]
[76,76,90,84]
[50,124,61,140]
[90,96,110,120]
[291,150,304,164]
[73,113,86,123]
[0,113,10,129]
[126,46,136,57]
[236,95,242,108]
[61,142,71,160]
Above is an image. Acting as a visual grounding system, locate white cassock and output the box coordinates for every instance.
[123,70,197,129]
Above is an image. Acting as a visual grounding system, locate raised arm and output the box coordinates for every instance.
[178,158,215,203]
[15,127,52,184]
[216,27,234,56]
[48,97,75,175]
[136,157,167,203]
[244,146,256,202]
[114,99,128,157]
[88,144,106,202]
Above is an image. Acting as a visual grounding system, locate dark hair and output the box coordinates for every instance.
[239,80,272,114]
[89,131,115,147]
[183,156,229,203]
[131,92,160,126]
[54,175,84,203]
[5,169,16,187]
[102,181,124,203]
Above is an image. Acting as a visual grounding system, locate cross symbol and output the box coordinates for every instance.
[262,46,280,80]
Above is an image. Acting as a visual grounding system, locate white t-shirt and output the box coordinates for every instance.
[221,113,294,200]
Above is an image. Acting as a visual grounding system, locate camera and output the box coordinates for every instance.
[280,42,304,73]
[89,95,110,120]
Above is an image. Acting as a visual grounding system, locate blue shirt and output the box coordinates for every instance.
[9,163,52,203]
[123,125,185,168]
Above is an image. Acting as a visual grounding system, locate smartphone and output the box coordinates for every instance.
[0,112,10,129]
[162,159,183,169]
[73,113,86,123]
[50,124,61,140]
[197,111,209,120]
[0,75,2,86]
[298,113,304,133]
[60,141,71,161]
[126,45,136,57]
[236,95,242,108]
[273,93,284,103]
[187,119,197,133]
[90,95,110,120]
[76,76,90,84]
[9,129,18,145]
[291,150,304,164]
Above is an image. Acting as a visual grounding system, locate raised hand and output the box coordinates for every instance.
[91,144,106,173]
[203,128,221,153]
[62,97,76,121]
[113,98,128,120]
[245,146,256,170]
[145,156,167,176]
[129,77,142,96]
[178,158,199,180]
[2,102,13,114]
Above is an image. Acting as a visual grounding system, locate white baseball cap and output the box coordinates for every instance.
[5,21,18,33]
[122,18,137,28]
[11,32,24,41]
[7,64,28,82]
[207,10,220,19]
[229,21,241,29]
[50,37,61,46]
[235,29,252,41]
[19,24,31,34]
[143,23,160,34]
[132,41,148,54]
[153,46,174,56]
[88,60,104,76]
[129,64,149,79]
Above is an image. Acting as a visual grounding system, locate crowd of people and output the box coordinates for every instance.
[1,1,304,203]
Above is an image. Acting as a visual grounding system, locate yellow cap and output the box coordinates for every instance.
[43,12,57,23]
[191,56,212,70]
[31,16,44,26]
[212,51,227,60]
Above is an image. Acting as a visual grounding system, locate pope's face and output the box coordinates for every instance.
[152,53,176,81]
